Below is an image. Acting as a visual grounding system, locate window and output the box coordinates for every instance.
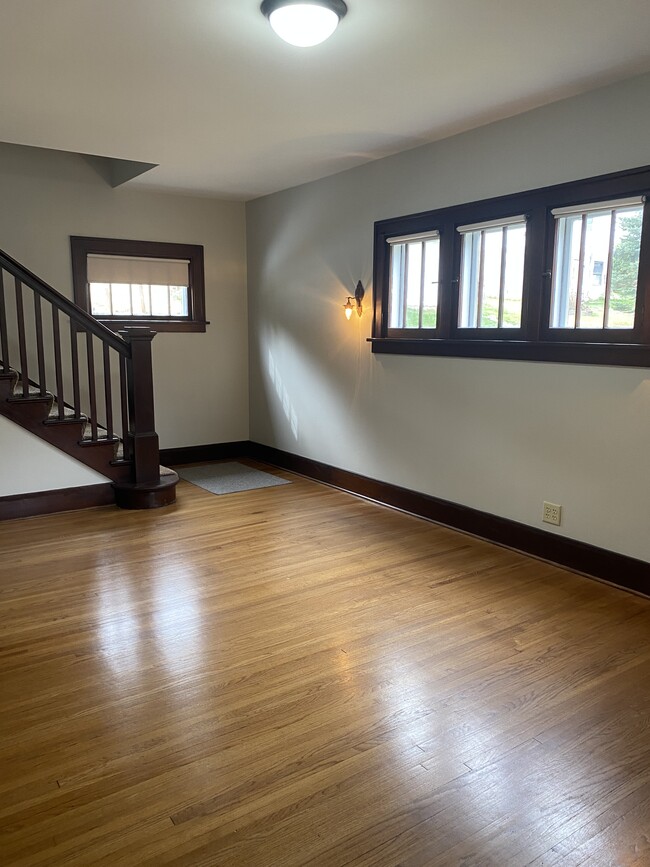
[458,216,526,329]
[71,237,207,333]
[371,165,650,366]
[550,197,643,331]
[388,231,440,330]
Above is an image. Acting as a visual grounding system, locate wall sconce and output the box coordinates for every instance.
[344,281,365,320]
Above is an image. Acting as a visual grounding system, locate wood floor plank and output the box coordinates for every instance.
[1,466,649,865]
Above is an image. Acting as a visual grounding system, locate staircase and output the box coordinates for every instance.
[0,248,178,510]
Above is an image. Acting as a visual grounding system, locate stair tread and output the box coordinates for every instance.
[80,433,119,444]
[48,404,82,420]
[9,389,52,401]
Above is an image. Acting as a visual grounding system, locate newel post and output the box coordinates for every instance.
[121,327,160,485]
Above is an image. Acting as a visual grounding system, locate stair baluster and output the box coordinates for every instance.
[85,331,98,441]
[103,343,113,441]
[33,293,47,396]
[14,278,29,397]
[52,307,65,421]
[0,271,9,373]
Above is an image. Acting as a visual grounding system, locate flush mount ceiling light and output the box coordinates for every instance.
[261,0,348,47]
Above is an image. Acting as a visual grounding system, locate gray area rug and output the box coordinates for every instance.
[177,462,290,495]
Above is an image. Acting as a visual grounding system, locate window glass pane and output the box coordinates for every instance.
[389,244,406,328]
[502,224,525,327]
[151,285,171,316]
[608,207,642,329]
[110,283,132,316]
[422,239,439,328]
[480,229,502,328]
[169,286,189,317]
[131,284,152,316]
[459,233,480,327]
[551,203,641,330]
[459,222,525,329]
[89,282,190,319]
[388,237,440,329]
[551,216,582,328]
[579,212,610,327]
[89,282,111,316]
[405,242,422,328]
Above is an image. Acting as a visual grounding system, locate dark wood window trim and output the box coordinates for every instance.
[71,236,208,333]
[371,164,650,366]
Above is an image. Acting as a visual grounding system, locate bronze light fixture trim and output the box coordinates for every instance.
[261,0,348,47]
[344,281,365,319]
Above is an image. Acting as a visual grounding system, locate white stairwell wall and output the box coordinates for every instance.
[0,415,107,496]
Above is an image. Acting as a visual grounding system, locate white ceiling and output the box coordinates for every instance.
[0,0,649,200]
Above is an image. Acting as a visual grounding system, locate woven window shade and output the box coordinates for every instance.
[457,215,526,234]
[551,196,644,218]
[87,254,189,285]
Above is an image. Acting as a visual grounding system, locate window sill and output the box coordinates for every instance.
[97,319,208,334]
[368,337,650,367]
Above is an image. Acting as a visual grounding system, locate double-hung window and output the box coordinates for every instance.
[372,165,650,366]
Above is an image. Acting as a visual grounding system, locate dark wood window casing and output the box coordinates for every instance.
[71,237,207,334]
[371,165,650,367]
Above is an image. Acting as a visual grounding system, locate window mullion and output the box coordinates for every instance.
[438,221,455,338]
[521,208,545,341]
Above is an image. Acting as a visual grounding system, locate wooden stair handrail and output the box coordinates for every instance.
[0,248,129,356]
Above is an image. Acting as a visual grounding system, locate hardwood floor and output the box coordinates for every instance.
[1,463,649,866]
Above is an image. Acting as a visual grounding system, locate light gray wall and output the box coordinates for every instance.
[0,142,248,494]
[246,72,650,563]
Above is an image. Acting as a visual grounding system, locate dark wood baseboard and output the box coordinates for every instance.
[10,440,646,593]
[247,442,650,597]
[160,441,248,466]
[0,483,115,521]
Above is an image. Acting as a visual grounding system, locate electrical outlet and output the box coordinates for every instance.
[543,501,562,526]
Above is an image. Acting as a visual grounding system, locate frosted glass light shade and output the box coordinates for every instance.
[262,1,347,47]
